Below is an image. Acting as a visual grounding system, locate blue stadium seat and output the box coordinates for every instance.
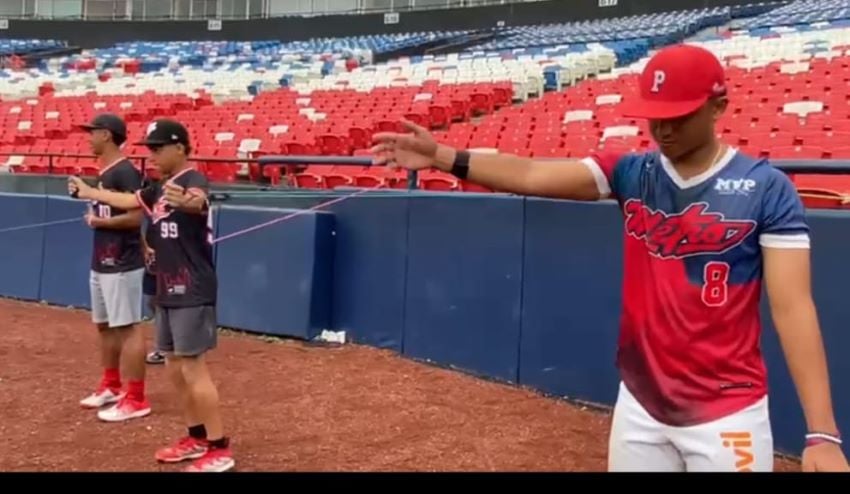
[463,7,735,69]
[734,0,850,29]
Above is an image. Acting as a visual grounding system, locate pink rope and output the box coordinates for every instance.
[211,187,377,245]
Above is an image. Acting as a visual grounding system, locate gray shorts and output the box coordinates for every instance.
[90,269,144,328]
[155,305,218,357]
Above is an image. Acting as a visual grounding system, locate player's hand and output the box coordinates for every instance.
[371,119,440,171]
[802,442,850,472]
[83,211,100,229]
[144,245,155,266]
[68,176,93,200]
[163,182,187,208]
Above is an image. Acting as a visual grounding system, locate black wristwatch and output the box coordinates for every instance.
[450,150,471,180]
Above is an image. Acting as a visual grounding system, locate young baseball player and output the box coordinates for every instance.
[68,119,234,473]
[371,45,849,472]
[77,113,152,423]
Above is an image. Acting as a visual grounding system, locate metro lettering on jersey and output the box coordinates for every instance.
[623,200,756,258]
[151,196,174,224]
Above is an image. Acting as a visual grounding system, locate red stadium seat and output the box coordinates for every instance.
[3,55,849,196]
[419,170,459,191]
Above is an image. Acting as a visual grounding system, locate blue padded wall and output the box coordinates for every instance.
[519,199,624,405]
[402,194,525,383]
[39,198,92,308]
[214,205,335,339]
[0,194,47,300]
[760,211,850,455]
[3,191,850,458]
[328,195,410,351]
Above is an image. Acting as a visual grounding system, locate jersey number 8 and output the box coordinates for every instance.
[701,262,729,306]
[160,221,179,239]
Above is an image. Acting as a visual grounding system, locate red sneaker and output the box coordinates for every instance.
[97,397,151,422]
[155,437,209,464]
[184,447,236,473]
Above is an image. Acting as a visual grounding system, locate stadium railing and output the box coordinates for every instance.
[4,151,850,201]
[0,151,421,190]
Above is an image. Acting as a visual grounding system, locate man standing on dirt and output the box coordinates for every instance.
[77,113,152,422]
[69,119,234,473]
[371,45,848,472]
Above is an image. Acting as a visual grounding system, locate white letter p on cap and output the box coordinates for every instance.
[651,70,666,93]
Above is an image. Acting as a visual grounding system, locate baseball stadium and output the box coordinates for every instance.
[0,0,848,472]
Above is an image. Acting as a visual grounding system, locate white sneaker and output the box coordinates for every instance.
[97,397,152,422]
[79,387,124,409]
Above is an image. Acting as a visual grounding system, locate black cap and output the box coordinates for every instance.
[136,119,190,147]
[79,113,127,140]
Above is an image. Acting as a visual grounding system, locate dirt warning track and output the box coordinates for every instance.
[0,299,799,472]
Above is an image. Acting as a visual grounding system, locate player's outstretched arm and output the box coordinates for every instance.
[763,246,849,472]
[68,176,141,211]
[371,120,604,200]
[163,182,207,214]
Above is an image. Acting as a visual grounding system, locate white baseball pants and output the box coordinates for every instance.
[608,382,774,472]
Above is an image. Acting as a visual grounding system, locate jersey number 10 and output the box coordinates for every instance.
[160,221,179,239]
[701,262,730,306]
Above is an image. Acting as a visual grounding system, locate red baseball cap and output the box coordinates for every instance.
[619,44,727,120]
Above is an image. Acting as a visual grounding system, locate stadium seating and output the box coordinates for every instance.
[0,81,514,186]
[281,32,472,58]
[0,22,622,188]
[6,33,471,103]
[0,93,200,175]
[733,0,850,30]
[683,13,850,203]
[297,46,617,101]
[5,1,850,201]
[47,33,469,73]
[0,39,66,57]
[473,8,731,55]
[476,22,850,162]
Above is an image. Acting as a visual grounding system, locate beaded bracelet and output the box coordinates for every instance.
[806,432,842,447]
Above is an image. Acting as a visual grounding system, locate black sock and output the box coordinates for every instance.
[207,437,229,449]
[188,424,207,440]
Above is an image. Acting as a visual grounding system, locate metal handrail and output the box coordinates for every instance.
[0,150,420,189]
[4,150,848,195]
[0,151,259,163]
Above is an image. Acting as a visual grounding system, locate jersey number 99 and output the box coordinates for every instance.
[160,221,179,239]
[701,262,729,306]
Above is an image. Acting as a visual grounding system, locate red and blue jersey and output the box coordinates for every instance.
[583,148,809,426]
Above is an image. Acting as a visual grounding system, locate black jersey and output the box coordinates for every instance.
[136,167,216,308]
[91,158,144,273]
